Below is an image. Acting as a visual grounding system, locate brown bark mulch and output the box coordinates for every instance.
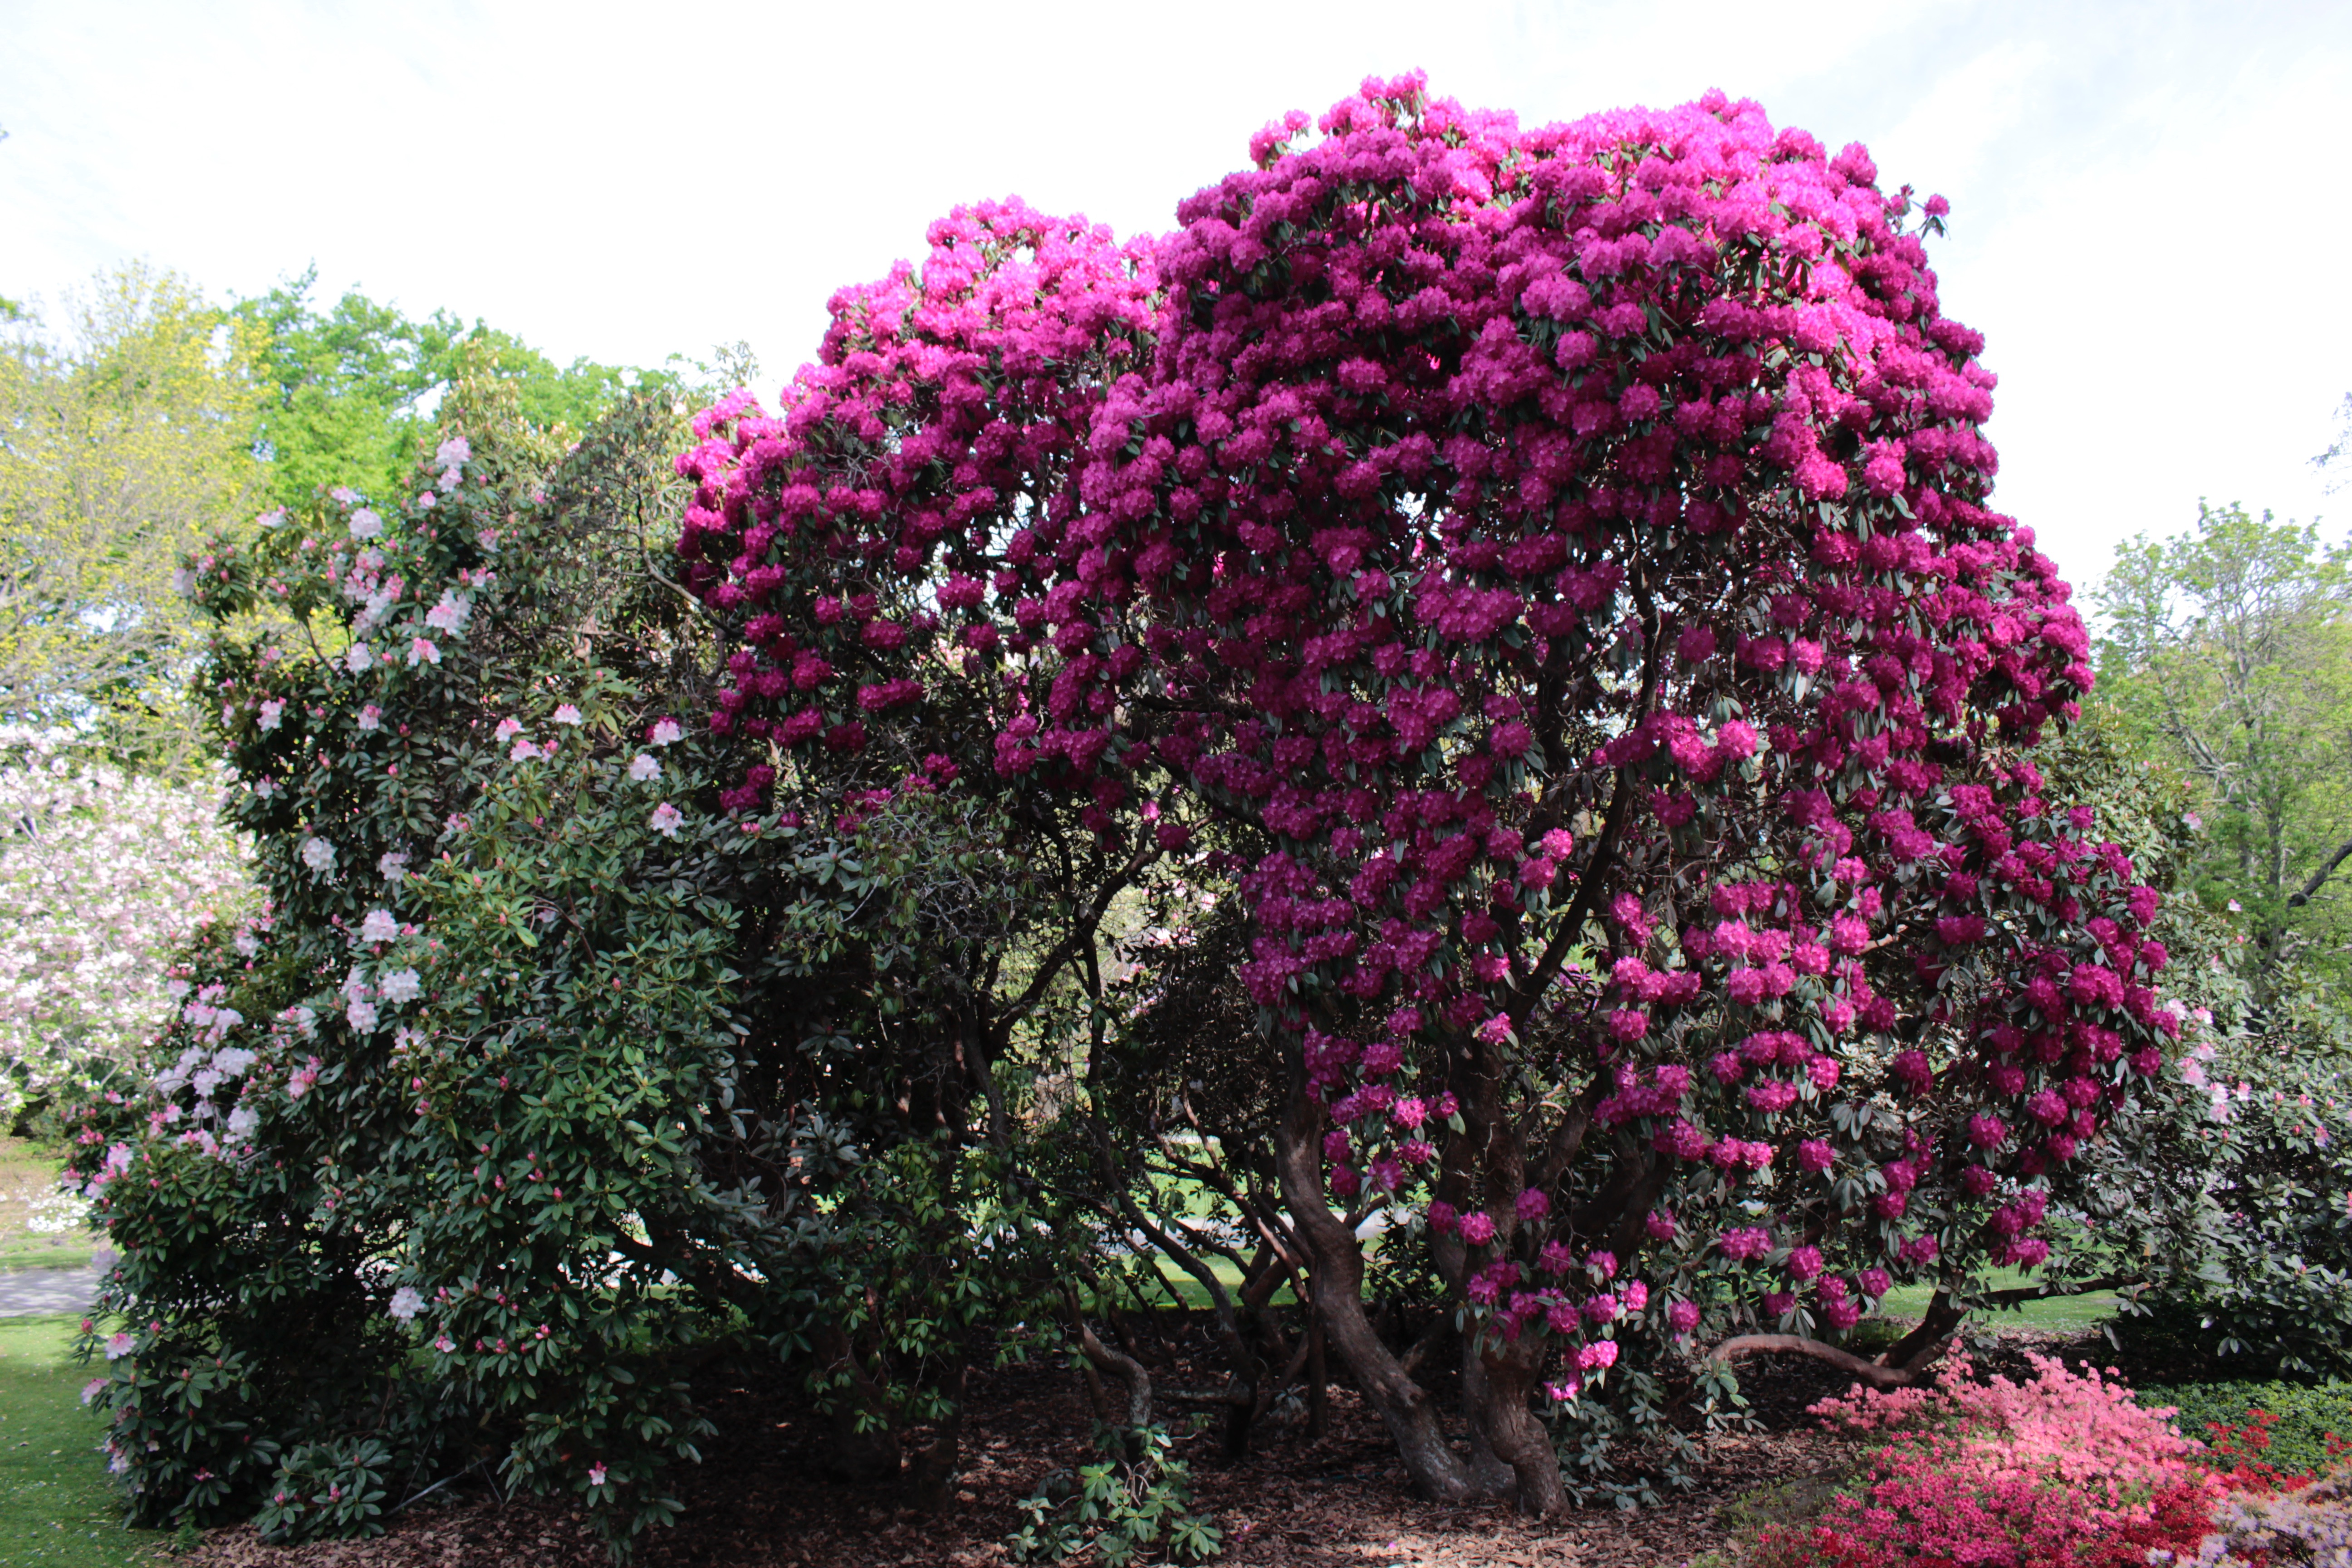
[180,1322,2135,1568]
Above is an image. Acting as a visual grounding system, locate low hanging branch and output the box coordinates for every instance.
[1062,1285,1153,1431]
[1711,1273,2143,1390]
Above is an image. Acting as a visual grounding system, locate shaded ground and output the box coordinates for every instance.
[171,1317,2166,1568]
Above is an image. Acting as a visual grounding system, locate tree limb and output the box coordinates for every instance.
[1708,1334,1927,1389]
[2288,835,2352,908]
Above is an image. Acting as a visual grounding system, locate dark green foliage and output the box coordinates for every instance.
[1007,1424,1223,1566]
[61,373,1166,1557]
[2136,1380,2352,1480]
[251,1437,394,1543]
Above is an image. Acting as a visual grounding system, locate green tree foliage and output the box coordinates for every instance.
[2017,709,2352,1379]
[2093,502,2352,996]
[0,264,263,763]
[234,269,670,514]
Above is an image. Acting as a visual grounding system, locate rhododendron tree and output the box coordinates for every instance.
[676,75,2181,1510]
[61,380,1138,1548]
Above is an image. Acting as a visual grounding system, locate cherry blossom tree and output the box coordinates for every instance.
[0,730,251,1128]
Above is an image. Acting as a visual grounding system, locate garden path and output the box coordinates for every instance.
[0,1257,106,1317]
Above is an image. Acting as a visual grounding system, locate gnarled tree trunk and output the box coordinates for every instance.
[1274,1098,1486,1504]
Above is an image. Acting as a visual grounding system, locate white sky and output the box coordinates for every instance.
[4,0,2347,596]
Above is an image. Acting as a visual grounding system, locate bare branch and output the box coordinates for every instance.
[1707,1334,1926,1389]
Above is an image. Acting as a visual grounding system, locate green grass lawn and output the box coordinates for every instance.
[0,1139,99,1273]
[1880,1265,2121,1334]
[0,1316,157,1566]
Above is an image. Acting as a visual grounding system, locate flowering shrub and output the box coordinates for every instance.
[60,380,1111,1548]
[673,74,2180,1506]
[0,729,252,1130]
[2193,1470,2352,1565]
[2141,1382,2352,1482]
[2041,741,2352,1380]
[1764,1352,2242,1568]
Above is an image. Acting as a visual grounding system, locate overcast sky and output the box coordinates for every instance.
[4,0,2346,595]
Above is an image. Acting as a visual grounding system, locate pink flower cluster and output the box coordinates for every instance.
[1775,1351,2266,1568]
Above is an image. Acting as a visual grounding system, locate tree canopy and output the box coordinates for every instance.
[0,264,262,762]
[2094,502,2352,996]
[235,269,670,515]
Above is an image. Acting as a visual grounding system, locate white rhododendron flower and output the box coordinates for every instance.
[388,1286,424,1322]
[357,705,383,731]
[348,508,383,539]
[650,803,683,838]
[379,851,409,883]
[301,837,337,872]
[258,699,285,731]
[380,969,421,1005]
[628,754,660,782]
[425,590,470,634]
[650,718,683,747]
[345,642,374,673]
[358,909,400,943]
[553,704,583,726]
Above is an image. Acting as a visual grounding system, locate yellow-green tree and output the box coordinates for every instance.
[2094,501,2352,996]
[0,264,264,765]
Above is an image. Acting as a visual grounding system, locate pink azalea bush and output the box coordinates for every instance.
[671,73,2179,1505]
[1765,1352,2332,1568]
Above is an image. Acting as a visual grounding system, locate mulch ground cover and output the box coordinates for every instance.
[181,1318,2158,1568]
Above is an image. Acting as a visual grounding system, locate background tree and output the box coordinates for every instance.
[0,263,263,764]
[234,269,667,514]
[2093,502,2352,998]
[0,730,252,1131]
